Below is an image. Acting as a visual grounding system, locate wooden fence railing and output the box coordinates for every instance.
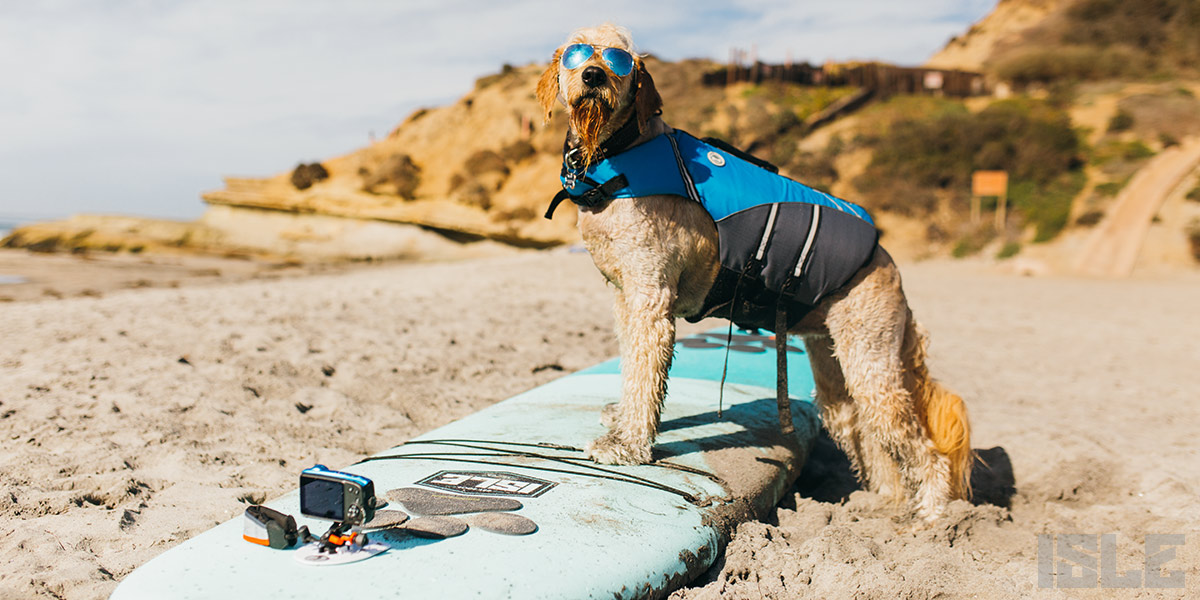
[702,61,987,98]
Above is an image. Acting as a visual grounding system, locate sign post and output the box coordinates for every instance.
[972,170,1009,229]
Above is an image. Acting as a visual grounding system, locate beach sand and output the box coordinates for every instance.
[2,250,1198,599]
[0,248,456,304]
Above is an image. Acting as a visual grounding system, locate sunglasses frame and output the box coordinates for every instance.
[560,43,636,77]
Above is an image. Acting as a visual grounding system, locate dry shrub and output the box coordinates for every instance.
[1094,178,1129,198]
[290,163,329,190]
[1117,90,1200,138]
[952,226,996,258]
[1187,218,1200,262]
[464,150,509,176]
[1064,0,1197,63]
[491,204,538,222]
[454,182,492,210]
[1076,209,1106,226]
[925,222,950,243]
[1107,109,1134,132]
[498,140,536,164]
[1091,139,1156,174]
[475,63,516,90]
[852,177,939,217]
[992,0,1200,82]
[994,45,1146,86]
[996,240,1022,259]
[450,145,537,211]
[362,154,421,199]
[784,151,838,193]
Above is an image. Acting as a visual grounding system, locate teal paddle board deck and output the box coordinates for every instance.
[110,330,820,600]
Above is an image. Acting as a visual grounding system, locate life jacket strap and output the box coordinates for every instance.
[544,174,629,219]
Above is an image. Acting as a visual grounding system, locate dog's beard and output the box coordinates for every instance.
[569,95,613,167]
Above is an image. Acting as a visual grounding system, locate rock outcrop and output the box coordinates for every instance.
[201,63,578,250]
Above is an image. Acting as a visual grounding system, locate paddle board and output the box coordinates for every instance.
[109,329,820,600]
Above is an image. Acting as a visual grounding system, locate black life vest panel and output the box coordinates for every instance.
[686,201,879,331]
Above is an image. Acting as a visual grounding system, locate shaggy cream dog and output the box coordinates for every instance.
[538,24,971,520]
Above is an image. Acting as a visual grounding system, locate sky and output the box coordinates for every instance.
[0,1,996,223]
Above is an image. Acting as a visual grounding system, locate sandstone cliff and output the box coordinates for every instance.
[202,63,579,250]
[926,0,1070,72]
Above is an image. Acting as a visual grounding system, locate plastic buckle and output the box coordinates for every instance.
[578,188,605,206]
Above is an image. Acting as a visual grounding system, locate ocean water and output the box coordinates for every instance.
[0,221,28,285]
[0,217,22,238]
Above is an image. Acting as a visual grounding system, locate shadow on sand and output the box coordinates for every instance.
[790,429,1017,508]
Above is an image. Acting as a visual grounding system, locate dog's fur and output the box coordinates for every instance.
[539,24,972,520]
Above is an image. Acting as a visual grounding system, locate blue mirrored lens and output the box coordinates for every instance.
[561,44,594,70]
[601,48,634,77]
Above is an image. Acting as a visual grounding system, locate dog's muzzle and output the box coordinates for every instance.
[581,66,607,87]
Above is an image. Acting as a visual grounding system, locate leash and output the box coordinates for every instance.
[775,307,794,435]
[715,267,748,420]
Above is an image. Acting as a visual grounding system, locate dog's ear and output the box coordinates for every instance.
[634,59,662,133]
[536,49,562,124]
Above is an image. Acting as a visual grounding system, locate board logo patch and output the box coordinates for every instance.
[417,470,556,498]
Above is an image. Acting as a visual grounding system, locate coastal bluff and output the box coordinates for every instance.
[4,63,579,261]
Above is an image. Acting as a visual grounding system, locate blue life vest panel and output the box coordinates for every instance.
[560,130,879,331]
[563,132,874,223]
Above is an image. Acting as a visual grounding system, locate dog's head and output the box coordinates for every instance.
[537,24,661,166]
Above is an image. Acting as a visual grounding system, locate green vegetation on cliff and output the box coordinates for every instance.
[853,97,1084,240]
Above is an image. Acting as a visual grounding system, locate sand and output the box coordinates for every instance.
[2,250,1198,599]
[0,248,451,303]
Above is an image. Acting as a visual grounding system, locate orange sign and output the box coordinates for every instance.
[972,171,1009,197]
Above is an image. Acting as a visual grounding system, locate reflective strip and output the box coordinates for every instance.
[667,133,701,203]
[813,188,872,223]
[755,203,780,261]
[793,206,822,278]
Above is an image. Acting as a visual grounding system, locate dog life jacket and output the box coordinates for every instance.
[547,129,880,332]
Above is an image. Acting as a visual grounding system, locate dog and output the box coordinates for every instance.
[537,24,971,520]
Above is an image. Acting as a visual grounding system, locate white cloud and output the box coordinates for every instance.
[0,1,995,220]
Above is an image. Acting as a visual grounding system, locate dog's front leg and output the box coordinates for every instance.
[588,285,676,465]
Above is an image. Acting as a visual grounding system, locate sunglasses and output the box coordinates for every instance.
[560,43,635,77]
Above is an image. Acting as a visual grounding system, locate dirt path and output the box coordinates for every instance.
[1075,136,1200,276]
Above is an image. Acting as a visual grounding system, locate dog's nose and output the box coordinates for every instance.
[581,66,607,87]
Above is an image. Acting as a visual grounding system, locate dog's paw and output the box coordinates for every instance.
[915,501,946,524]
[599,402,620,428]
[586,433,651,465]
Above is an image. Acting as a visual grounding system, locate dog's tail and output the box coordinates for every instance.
[903,311,973,500]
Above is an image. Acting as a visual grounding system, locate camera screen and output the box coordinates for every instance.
[299,476,344,520]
